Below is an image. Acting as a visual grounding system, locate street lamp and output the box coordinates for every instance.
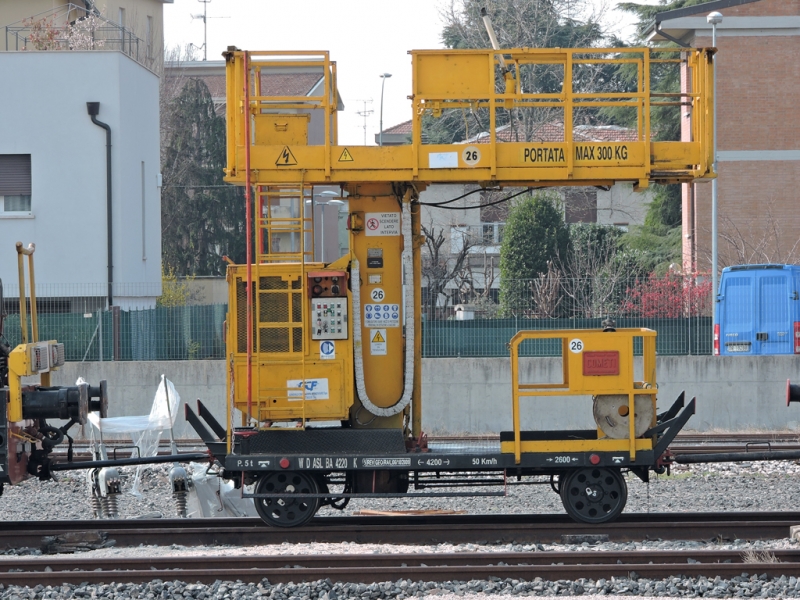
[379,73,392,147]
[708,11,722,329]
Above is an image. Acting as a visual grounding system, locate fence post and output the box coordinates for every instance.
[98,309,103,362]
[112,305,121,361]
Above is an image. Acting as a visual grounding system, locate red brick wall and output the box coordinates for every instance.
[722,0,800,16]
[682,0,800,271]
[694,35,800,152]
[693,161,800,269]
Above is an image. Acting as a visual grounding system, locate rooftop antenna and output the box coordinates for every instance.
[190,0,229,61]
[355,99,374,145]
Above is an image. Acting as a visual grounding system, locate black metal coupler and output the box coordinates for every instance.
[48,452,210,471]
[676,449,800,464]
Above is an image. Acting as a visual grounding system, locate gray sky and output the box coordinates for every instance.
[164,0,660,146]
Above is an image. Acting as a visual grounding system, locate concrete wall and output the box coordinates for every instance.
[49,355,800,438]
[0,51,161,306]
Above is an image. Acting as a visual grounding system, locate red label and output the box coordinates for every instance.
[583,351,619,376]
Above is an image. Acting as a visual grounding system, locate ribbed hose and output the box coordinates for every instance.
[90,492,103,519]
[174,491,188,518]
[351,197,415,418]
[102,494,119,519]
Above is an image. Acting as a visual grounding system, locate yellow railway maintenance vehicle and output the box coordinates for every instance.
[0,243,109,489]
[186,43,710,526]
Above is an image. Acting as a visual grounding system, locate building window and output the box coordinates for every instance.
[481,223,504,245]
[146,16,153,59]
[118,7,126,27]
[0,155,31,215]
[1,195,31,213]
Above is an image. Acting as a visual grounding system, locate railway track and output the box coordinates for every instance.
[0,548,799,586]
[5,512,800,550]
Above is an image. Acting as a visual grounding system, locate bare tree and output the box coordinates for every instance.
[706,201,800,268]
[426,0,614,145]
[452,249,502,318]
[529,260,563,318]
[555,226,637,318]
[421,223,475,319]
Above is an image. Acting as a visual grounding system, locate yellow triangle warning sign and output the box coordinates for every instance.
[338,148,354,162]
[371,330,386,343]
[275,146,297,166]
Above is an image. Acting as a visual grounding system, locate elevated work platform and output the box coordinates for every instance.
[223,47,715,189]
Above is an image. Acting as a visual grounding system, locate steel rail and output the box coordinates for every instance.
[1,550,800,586]
[4,512,800,549]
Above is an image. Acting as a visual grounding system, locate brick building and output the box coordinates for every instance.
[649,0,800,271]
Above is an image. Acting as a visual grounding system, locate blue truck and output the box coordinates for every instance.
[715,264,800,355]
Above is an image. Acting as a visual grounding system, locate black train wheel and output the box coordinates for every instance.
[253,471,320,528]
[559,467,627,524]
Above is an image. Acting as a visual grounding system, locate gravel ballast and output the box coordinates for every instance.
[4,573,800,599]
[1,459,798,521]
[1,459,799,597]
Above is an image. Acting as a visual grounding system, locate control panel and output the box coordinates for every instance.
[312,300,348,340]
[308,271,348,341]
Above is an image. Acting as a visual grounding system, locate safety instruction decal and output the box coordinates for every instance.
[370,329,387,355]
[287,378,329,400]
[364,304,399,327]
[365,212,400,237]
[320,340,335,360]
[275,146,298,166]
[338,148,354,162]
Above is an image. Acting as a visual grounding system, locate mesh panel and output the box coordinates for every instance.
[260,293,289,323]
[236,279,248,353]
[292,327,303,353]
[260,328,290,353]
[259,276,287,290]
[291,278,302,290]
[292,293,302,322]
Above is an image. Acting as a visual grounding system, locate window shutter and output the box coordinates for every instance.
[0,155,32,195]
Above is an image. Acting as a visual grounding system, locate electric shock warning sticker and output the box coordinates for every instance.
[370,329,387,355]
[364,304,399,327]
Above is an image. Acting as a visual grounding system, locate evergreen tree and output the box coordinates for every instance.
[161,78,246,275]
[499,191,570,313]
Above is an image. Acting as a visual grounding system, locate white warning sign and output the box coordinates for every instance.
[364,304,400,327]
[370,329,387,355]
[365,212,400,237]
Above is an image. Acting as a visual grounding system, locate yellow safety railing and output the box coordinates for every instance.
[223,46,714,189]
[507,328,658,464]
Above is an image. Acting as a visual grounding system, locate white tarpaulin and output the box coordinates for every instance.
[185,463,258,518]
[86,375,180,496]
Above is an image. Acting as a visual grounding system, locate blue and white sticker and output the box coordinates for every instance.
[320,340,335,360]
[287,378,330,401]
[364,304,399,327]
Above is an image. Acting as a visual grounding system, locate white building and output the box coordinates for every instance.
[0,50,161,310]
